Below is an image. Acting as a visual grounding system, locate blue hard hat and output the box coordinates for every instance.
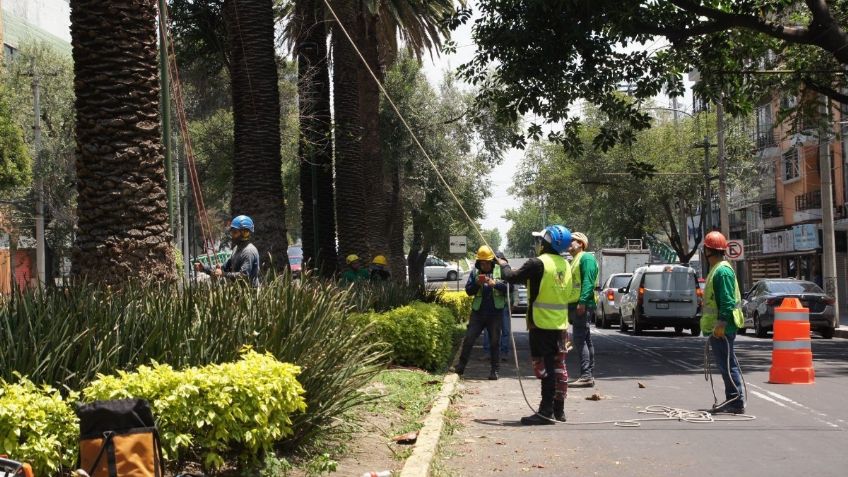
[533,225,571,253]
[230,215,255,233]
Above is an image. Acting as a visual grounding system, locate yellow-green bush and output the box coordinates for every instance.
[82,350,307,469]
[438,290,473,322]
[357,302,456,371]
[0,377,78,475]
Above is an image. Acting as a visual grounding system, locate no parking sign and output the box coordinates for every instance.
[726,240,744,261]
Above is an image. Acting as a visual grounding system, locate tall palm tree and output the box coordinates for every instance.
[292,0,338,277]
[223,0,289,270]
[69,0,176,283]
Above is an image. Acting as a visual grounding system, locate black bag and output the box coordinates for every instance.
[76,399,163,477]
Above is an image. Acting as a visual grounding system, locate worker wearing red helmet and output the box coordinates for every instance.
[701,231,746,414]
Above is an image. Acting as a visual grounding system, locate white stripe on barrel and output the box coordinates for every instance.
[773,340,811,350]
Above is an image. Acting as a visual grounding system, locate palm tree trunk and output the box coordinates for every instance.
[331,0,368,267]
[296,0,337,277]
[69,0,176,283]
[223,0,288,270]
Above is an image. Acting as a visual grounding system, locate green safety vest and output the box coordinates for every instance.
[700,261,745,334]
[533,254,571,330]
[471,265,506,311]
[567,251,598,305]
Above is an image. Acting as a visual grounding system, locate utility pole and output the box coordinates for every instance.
[158,0,175,238]
[31,59,46,286]
[717,98,730,239]
[692,136,717,278]
[820,113,839,318]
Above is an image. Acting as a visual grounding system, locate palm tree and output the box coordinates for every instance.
[223,0,289,270]
[69,0,176,283]
[292,0,338,277]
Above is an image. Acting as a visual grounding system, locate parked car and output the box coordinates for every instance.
[597,273,633,328]
[512,284,528,314]
[424,256,460,281]
[287,246,303,278]
[619,264,702,336]
[742,279,837,339]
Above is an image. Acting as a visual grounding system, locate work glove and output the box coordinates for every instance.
[712,321,726,339]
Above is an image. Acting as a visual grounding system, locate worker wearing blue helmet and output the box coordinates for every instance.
[195,215,261,287]
[498,225,573,425]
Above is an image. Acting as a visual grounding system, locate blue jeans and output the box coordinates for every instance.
[483,307,511,356]
[569,305,595,378]
[710,334,745,407]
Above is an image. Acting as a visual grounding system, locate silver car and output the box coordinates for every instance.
[619,264,701,336]
[597,273,633,328]
[424,256,460,281]
[742,279,837,339]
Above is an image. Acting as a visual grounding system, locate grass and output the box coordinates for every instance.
[364,368,443,443]
[429,390,465,477]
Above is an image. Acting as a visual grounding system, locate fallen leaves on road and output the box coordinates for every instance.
[638,382,646,388]
[585,393,603,401]
[532,464,546,469]
[392,431,418,444]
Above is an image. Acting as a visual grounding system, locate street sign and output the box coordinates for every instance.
[449,235,467,255]
[726,240,744,261]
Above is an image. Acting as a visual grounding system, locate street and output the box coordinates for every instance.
[441,317,848,476]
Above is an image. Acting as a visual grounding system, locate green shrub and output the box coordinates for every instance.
[347,281,440,313]
[83,350,307,469]
[0,376,78,475]
[358,302,455,371]
[437,291,473,322]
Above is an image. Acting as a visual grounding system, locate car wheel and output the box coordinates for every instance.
[602,311,612,329]
[674,326,684,336]
[737,327,746,336]
[446,271,457,281]
[821,327,835,339]
[633,311,643,335]
[690,324,700,336]
[620,314,630,332]
[754,313,768,338]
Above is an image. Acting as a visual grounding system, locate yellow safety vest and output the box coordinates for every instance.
[471,265,506,311]
[567,251,598,305]
[700,261,745,334]
[533,254,571,330]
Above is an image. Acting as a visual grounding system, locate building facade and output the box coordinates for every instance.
[1,0,71,58]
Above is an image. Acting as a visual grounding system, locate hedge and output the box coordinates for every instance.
[356,302,456,371]
[437,290,473,322]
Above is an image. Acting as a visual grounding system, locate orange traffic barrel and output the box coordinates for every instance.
[768,297,815,384]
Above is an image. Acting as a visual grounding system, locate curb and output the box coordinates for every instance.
[399,373,459,477]
[834,327,848,339]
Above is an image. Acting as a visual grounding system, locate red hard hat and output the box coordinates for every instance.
[704,231,728,251]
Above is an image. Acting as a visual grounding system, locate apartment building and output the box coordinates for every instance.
[1,0,71,59]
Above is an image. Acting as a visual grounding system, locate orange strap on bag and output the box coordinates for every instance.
[0,456,34,477]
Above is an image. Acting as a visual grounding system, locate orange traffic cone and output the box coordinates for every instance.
[768,297,815,384]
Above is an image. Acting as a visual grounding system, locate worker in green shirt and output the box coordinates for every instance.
[701,231,746,414]
[340,254,369,285]
[566,232,599,388]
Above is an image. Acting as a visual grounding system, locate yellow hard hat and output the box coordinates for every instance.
[571,232,589,248]
[346,254,360,265]
[372,255,388,266]
[476,245,495,261]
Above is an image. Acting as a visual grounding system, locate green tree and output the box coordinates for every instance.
[69,0,175,283]
[0,86,31,193]
[459,1,848,154]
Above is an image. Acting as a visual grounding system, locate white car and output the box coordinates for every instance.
[424,256,460,281]
[597,273,633,328]
[619,264,701,336]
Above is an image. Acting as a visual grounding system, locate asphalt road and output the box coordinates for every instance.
[442,317,848,476]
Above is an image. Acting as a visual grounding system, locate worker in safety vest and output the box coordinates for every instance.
[340,254,369,285]
[369,255,391,282]
[195,215,260,287]
[454,245,509,380]
[567,232,599,388]
[498,225,572,424]
[701,231,746,414]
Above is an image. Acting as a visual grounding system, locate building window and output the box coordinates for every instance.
[756,104,775,148]
[783,147,800,182]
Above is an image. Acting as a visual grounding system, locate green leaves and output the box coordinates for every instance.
[0,86,32,192]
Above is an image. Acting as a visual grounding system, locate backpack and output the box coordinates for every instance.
[76,399,163,477]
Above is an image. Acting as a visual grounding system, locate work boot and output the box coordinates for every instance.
[569,376,595,388]
[553,399,566,422]
[711,402,745,414]
[521,401,555,425]
[488,368,499,380]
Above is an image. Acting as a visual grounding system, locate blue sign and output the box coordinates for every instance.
[792,224,819,251]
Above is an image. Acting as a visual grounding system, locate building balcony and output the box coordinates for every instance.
[755,130,777,149]
[795,190,822,212]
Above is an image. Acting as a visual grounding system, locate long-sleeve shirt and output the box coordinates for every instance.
[712,265,739,333]
[466,268,508,314]
[203,242,261,287]
[500,258,544,325]
[577,253,599,308]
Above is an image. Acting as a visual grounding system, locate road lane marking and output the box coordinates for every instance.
[749,384,841,429]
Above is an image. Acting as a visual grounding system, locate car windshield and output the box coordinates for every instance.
[610,276,631,289]
[765,281,823,294]
[643,271,696,291]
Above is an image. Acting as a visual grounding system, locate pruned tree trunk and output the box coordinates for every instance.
[331,0,368,267]
[406,210,429,288]
[224,0,289,270]
[70,0,176,284]
[296,0,337,277]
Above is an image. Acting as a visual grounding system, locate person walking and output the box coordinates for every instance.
[454,245,509,380]
[499,225,572,424]
[369,255,391,282]
[567,232,599,388]
[340,254,369,285]
[483,251,513,362]
[194,215,261,287]
[701,231,746,414]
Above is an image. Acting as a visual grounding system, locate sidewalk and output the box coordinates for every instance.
[836,308,848,339]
